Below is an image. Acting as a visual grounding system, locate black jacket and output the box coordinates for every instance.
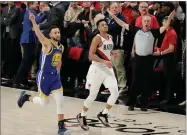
[1,5,20,39]
[39,2,66,30]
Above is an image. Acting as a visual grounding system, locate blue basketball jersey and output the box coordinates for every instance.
[39,39,64,73]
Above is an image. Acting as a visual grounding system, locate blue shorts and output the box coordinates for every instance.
[36,70,63,98]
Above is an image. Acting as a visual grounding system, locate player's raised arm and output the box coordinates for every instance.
[29,12,49,46]
[107,8,129,30]
[159,10,175,34]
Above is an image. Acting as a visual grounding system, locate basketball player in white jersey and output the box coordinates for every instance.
[76,14,119,130]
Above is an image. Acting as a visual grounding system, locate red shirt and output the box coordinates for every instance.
[135,15,159,29]
[122,7,134,24]
[160,28,177,52]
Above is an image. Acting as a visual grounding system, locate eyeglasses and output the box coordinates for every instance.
[140,6,148,9]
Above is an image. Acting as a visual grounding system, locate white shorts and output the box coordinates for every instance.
[85,64,117,90]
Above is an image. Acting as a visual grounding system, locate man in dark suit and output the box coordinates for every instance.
[1,2,22,83]
[13,2,47,89]
[39,1,67,43]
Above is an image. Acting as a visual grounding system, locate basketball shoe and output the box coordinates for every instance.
[97,112,111,127]
[76,113,89,130]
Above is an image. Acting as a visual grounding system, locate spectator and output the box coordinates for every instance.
[39,1,67,44]
[99,1,110,16]
[149,2,161,16]
[64,2,83,48]
[64,2,82,24]
[1,2,22,85]
[121,2,138,24]
[123,6,140,90]
[136,2,159,29]
[154,16,177,104]
[77,2,92,48]
[13,2,47,89]
[102,2,127,95]
[156,2,174,27]
[107,9,175,111]
[173,1,185,21]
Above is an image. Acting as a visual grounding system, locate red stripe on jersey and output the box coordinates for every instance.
[96,49,110,61]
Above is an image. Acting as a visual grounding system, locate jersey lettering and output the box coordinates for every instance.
[103,44,113,50]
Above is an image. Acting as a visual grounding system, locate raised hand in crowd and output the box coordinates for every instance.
[29,11,35,22]
[90,5,95,11]
[41,6,50,13]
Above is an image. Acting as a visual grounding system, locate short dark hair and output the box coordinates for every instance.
[48,26,60,33]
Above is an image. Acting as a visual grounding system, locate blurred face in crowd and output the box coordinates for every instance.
[8,2,14,6]
[139,2,149,15]
[110,3,120,15]
[49,28,61,42]
[100,2,110,9]
[142,15,151,29]
[160,4,171,13]
[39,2,48,12]
[152,3,160,11]
[82,2,91,8]
[160,4,167,13]
[30,2,39,11]
[173,1,179,9]
[71,2,78,8]
[132,10,140,19]
[98,21,108,33]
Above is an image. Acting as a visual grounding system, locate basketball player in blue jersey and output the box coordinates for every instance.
[76,14,119,130]
[17,12,71,135]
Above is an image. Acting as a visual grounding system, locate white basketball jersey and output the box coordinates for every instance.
[92,34,114,68]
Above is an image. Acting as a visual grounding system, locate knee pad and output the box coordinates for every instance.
[33,96,49,106]
[53,91,64,114]
[41,98,50,106]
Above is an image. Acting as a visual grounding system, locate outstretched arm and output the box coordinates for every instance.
[107,9,129,30]
[29,12,49,46]
[159,10,175,34]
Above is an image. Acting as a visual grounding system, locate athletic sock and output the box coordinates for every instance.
[81,110,87,117]
[102,108,109,114]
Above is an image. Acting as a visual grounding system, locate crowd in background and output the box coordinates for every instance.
[1,1,186,108]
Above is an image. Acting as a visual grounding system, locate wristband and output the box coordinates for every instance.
[160,51,163,56]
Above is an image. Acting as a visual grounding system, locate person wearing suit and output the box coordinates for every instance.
[13,2,47,89]
[39,2,68,44]
[1,2,22,83]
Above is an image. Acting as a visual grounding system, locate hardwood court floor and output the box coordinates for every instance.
[1,87,186,135]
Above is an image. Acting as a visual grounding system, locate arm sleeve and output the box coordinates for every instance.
[108,15,126,31]
[168,31,177,45]
[129,25,140,35]
[35,13,47,24]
